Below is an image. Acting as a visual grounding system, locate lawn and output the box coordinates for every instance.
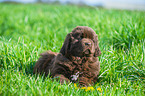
[0,3,145,96]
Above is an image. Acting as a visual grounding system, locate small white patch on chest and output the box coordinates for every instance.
[71,72,80,81]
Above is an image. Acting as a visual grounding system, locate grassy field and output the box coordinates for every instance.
[0,3,145,96]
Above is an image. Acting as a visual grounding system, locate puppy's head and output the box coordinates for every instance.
[60,26,101,57]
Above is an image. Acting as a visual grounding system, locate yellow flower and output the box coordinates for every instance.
[74,84,95,92]
[97,87,102,92]
[74,83,77,87]
[81,87,86,89]
[74,83,78,89]
[85,87,95,91]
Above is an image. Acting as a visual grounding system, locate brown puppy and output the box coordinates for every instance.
[33,26,101,86]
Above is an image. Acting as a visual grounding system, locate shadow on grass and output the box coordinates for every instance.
[24,61,36,76]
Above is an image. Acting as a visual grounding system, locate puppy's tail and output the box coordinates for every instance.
[33,50,58,75]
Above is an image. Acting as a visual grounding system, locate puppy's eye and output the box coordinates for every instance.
[79,38,82,41]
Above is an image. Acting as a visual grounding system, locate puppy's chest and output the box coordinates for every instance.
[70,62,96,81]
[72,57,97,73]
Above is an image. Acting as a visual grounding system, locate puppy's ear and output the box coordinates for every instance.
[94,34,101,57]
[60,33,72,56]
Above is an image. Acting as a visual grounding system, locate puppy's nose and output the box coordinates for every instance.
[85,42,91,46]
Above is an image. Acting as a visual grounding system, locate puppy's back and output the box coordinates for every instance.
[33,50,58,75]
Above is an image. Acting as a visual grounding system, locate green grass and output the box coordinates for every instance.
[0,3,145,96]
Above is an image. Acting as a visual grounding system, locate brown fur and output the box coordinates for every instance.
[33,26,101,86]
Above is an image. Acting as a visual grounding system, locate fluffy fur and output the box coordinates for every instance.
[33,26,101,86]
